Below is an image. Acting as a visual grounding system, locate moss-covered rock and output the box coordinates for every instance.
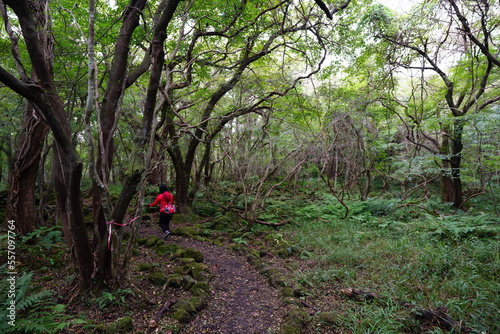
[148,272,166,286]
[246,254,259,266]
[137,263,157,271]
[292,283,308,297]
[228,243,247,254]
[259,266,278,277]
[173,226,199,238]
[165,273,183,289]
[182,247,204,262]
[283,297,302,306]
[143,235,163,248]
[179,257,195,265]
[182,275,196,290]
[268,274,286,288]
[95,316,133,333]
[191,281,210,296]
[171,299,196,323]
[281,287,295,297]
[189,296,207,311]
[279,306,309,334]
[154,243,182,257]
[185,262,210,280]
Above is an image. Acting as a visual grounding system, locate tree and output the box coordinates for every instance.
[365,0,500,208]
[156,0,351,211]
[0,0,352,292]
[1,1,50,235]
[0,0,94,291]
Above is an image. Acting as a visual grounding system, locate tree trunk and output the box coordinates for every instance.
[439,128,454,203]
[1,0,94,292]
[91,0,182,289]
[450,118,464,208]
[5,106,49,234]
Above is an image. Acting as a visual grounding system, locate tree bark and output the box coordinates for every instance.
[0,0,94,291]
[1,1,50,235]
[5,107,49,234]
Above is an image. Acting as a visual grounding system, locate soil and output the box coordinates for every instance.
[31,219,301,334]
[172,236,286,333]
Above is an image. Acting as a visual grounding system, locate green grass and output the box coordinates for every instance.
[279,195,500,333]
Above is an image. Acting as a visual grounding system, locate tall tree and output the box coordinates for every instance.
[365,0,499,208]
[0,0,94,291]
[1,1,50,234]
[157,0,351,211]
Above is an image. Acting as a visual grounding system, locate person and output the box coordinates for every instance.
[149,184,174,239]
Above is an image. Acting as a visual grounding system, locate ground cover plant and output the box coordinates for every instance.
[0,186,499,333]
[274,194,500,333]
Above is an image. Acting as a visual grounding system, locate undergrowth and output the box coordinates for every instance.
[0,227,86,333]
[277,194,500,333]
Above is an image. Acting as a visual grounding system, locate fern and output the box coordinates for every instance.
[0,267,87,333]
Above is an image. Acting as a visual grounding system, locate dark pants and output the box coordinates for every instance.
[159,212,172,232]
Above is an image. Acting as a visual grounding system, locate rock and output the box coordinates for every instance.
[182,275,196,290]
[144,236,162,248]
[189,296,207,311]
[182,247,204,262]
[165,273,183,289]
[171,299,196,323]
[191,281,210,296]
[185,262,210,280]
[95,316,133,333]
[148,272,166,286]
[279,306,309,334]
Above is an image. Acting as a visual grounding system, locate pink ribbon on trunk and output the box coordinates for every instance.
[106,216,140,250]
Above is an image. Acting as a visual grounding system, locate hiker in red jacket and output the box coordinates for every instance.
[150,184,175,239]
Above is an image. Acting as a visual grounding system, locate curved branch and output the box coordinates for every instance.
[448,0,500,68]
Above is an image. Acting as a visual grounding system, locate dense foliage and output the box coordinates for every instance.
[0,0,498,332]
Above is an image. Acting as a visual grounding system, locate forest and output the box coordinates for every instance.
[0,0,499,333]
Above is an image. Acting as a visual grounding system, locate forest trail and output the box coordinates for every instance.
[169,235,286,334]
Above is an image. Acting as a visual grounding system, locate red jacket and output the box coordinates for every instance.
[150,191,174,213]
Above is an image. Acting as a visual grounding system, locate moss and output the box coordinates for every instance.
[276,247,290,259]
[259,266,278,277]
[143,235,163,248]
[182,275,196,290]
[279,306,309,334]
[95,316,133,333]
[172,248,186,260]
[189,296,207,311]
[281,287,295,297]
[179,257,195,265]
[174,226,199,238]
[182,248,204,262]
[228,243,247,254]
[137,263,157,271]
[283,297,302,306]
[174,266,186,275]
[154,245,174,257]
[268,275,286,288]
[311,312,338,326]
[292,283,308,297]
[148,272,166,286]
[165,273,183,289]
[185,262,209,280]
[191,281,210,296]
[171,299,196,323]
[246,254,258,265]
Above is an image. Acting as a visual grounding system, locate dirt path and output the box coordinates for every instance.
[170,236,286,334]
